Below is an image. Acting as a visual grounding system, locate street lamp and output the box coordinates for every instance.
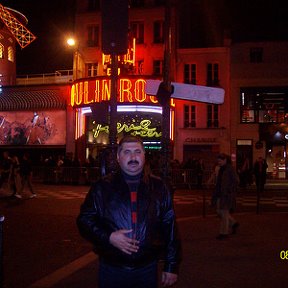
[66,37,80,80]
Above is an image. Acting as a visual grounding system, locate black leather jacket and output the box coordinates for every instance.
[77,171,181,273]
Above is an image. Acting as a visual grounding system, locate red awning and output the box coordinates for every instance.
[0,88,66,111]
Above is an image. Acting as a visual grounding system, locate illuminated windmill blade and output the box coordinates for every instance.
[0,4,36,48]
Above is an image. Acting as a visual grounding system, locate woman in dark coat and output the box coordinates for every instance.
[212,153,239,240]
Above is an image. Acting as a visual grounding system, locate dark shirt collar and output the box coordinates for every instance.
[121,170,142,182]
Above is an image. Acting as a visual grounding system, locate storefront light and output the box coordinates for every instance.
[117,105,162,114]
[274,131,282,141]
[80,105,163,115]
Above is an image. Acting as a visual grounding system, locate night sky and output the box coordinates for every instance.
[1,0,287,75]
[1,0,76,75]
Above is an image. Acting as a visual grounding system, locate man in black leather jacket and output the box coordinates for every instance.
[77,135,181,288]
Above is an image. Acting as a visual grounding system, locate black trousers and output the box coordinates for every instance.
[98,261,158,288]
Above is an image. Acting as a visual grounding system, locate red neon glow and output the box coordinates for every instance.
[70,77,175,107]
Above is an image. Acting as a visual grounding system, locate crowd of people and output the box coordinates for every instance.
[0,151,36,198]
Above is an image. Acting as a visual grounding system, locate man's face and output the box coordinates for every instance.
[117,142,145,176]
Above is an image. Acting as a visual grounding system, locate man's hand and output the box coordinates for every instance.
[161,272,178,287]
[109,229,140,255]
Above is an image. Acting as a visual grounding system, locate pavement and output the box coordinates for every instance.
[1,179,288,288]
[45,213,288,288]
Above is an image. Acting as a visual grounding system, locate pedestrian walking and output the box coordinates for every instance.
[19,153,36,198]
[211,153,239,240]
[253,156,268,193]
[77,135,181,288]
[238,155,251,188]
[0,151,13,195]
[10,155,22,198]
[195,158,205,188]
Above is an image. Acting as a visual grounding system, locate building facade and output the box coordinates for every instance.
[0,6,74,163]
[71,0,175,164]
[1,1,287,179]
[173,47,230,170]
[230,41,288,179]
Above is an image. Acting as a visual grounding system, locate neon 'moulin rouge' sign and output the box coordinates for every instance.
[70,77,161,107]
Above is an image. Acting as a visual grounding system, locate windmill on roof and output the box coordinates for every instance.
[0,4,36,48]
[0,4,36,86]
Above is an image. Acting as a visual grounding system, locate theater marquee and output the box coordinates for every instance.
[70,76,175,107]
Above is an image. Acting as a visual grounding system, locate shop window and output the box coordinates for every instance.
[153,60,163,76]
[87,25,99,47]
[153,20,164,43]
[240,89,288,123]
[0,44,3,59]
[206,63,219,86]
[87,63,98,77]
[8,46,14,62]
[241,109,255,123]
[184,105,196,128]
[130,21,144,44]
[137,60,144,74]
[207,104,219,128]
[184,64,197,84]
[250,47,263,63]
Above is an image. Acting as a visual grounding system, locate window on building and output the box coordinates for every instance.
[153,60,163,75]
[184,105,196,128]
[207,104,219,128]
[207,63,219,86]
[87,63,98,77]
[87,25,99,47]
[87,0,100,11]
[137,60,144,74]
[7,47,14,62]
[184,64,197,84]
[0,44,3,59]
[250,47,263,63]
[240,88,288,123]
[130,21,144,44]
[153,20,164,43]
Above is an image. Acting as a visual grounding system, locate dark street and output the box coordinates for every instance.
[0,182,288,288]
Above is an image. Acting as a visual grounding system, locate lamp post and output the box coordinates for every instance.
[67,37,80,80]
[109,52,119,173]
[160,0,173,180]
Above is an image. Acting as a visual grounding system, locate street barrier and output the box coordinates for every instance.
[32,166,213,188]
[32,166,102,185]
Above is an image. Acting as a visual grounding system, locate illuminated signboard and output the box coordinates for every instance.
[87,111,162,144]
[102,38,136,75]
[0,111,66,145]
[70,77,176,108]
[93,120,162,138]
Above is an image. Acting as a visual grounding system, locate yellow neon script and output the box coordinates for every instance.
[93,120,161,138]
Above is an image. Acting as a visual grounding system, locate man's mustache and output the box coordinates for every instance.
[128,160,139,165]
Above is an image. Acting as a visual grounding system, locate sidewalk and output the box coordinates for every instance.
[29,212,288,288]
[264,178,288,190]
